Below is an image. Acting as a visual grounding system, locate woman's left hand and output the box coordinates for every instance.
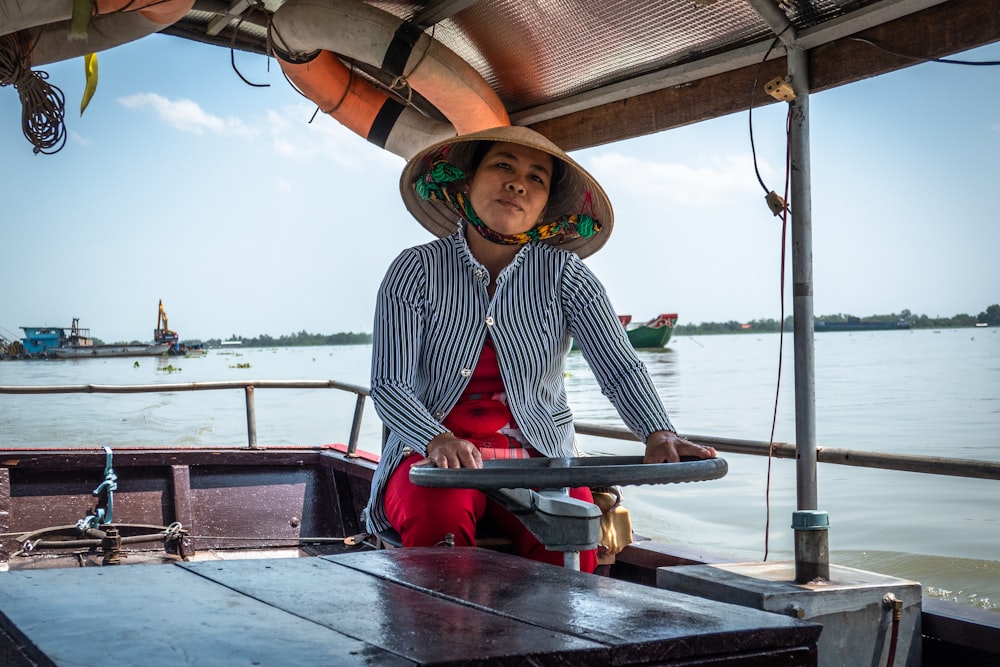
[643,430,717,464]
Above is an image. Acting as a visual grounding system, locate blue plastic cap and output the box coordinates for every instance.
[791,509,830,531]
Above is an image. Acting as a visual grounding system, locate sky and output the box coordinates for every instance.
[1,34,998,344]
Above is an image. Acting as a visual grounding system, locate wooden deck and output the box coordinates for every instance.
[0,547,819,666]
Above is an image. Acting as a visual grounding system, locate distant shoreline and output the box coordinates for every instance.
[193,321,993,348]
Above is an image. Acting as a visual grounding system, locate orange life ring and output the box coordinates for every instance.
[271,0,509,159]
[11,0,195,66]
[276,49,457,160]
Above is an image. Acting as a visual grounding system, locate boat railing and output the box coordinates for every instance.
[0,381,997,481]
[575,423,1000,481]
[0,380,371,455]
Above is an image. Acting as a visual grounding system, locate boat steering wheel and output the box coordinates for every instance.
[409,455,727,569]
[409,455,728,490]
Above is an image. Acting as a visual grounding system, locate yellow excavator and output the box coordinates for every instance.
[154,300,179,348]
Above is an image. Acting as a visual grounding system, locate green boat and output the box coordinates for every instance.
[574,314,678,350]
[624,313,678,349]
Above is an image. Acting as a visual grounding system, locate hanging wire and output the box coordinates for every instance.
[748,35,785,194]
[229,0,271,88]
[0,31,68,154]
[763,105,793,562]
[745,26,794,561]
[850,37,1000,66]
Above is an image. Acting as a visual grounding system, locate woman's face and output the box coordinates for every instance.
[467,142,553,236]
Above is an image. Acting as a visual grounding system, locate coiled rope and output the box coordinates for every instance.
[0,31,68,154]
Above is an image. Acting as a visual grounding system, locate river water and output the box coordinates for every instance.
[1,327,997,611]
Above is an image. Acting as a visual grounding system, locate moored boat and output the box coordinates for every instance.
[12,300,191,359]
[572,313,678,351]
[625,313,678,349]
[18,319,171,359]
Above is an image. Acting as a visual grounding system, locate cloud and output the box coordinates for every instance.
[118,93,256,138]
[117,91,404,170]
[264,106,403,170]
[68,129,91,147]
[588,152,771,208]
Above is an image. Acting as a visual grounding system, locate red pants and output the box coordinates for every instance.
[385,453,598,573]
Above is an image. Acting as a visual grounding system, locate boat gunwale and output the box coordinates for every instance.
[1,380,997,481]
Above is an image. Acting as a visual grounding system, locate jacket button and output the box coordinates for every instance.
[460,368,472,377]
[485,316,495,326]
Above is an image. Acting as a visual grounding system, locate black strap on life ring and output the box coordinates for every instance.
[381,21,424,78]
[367,98,407,148]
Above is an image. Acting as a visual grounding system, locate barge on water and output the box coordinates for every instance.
[815,317,912,333]
[6,301,192,359]
[14,320,171,359]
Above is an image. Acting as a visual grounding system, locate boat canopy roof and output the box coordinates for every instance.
[151,0,999,151]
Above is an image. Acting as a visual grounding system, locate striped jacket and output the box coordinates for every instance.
[364,229,675,534]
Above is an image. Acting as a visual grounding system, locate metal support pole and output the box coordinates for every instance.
[787,46,828,583]
[347,394,365,456]
[245,385,258,449]
[788,47,816,513]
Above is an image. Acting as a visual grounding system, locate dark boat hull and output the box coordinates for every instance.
[814,320,911,332]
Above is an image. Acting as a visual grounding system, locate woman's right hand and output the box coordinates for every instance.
[424,432,484,469]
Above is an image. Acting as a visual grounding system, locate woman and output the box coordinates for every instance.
[365,125,715,572]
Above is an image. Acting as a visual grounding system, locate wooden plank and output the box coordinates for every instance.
[922,597,1000,654]
[534,0,1000,150]
[0,448,327,470]
[331,548,822,666]
[170,464,195,554]
[181,556,610,665]
[0,549,819,666]
[531,57,786,151]
[0,564,410,666]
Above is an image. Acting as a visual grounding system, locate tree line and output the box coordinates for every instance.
[673,304,999,336]
[180,304,997,347]
[203,330,372,348]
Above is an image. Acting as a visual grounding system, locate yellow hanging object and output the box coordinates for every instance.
[81,53,98,115]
